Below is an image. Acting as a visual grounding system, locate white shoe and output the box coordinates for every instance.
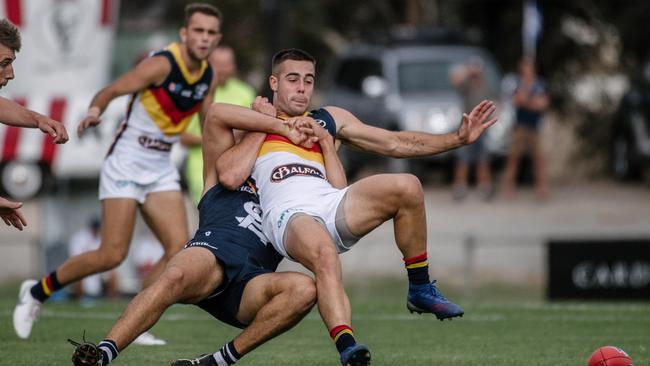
[13,279,42,339]
[132,331,167,346]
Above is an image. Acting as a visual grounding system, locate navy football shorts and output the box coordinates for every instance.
[185,234,273,329]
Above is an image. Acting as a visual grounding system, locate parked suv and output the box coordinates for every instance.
[324,43,513,179]
[611,62,650,183]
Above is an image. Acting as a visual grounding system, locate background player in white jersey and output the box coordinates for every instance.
[1,19,68,231]
[13,4,220,342]
[218,48,497,366]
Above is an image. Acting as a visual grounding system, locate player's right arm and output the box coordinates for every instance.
[0,97,69,143]
[215,132,267,190]
[77,56,171,137]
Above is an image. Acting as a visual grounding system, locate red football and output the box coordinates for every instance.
[588,346,634,366]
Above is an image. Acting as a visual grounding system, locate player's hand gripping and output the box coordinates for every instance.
[284,116,317,148]
[251,96,277,117]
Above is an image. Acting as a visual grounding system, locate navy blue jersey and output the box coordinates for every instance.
[309,107,337,139]
[194,181,282,272]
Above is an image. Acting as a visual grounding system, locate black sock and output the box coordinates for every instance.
[30,271,63,302]
[330,325,356,353]
[98,339,119,366]
[403,252,430,285]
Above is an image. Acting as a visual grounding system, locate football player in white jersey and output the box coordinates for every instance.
[215,48,497,366]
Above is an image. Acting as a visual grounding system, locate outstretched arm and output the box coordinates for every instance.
[77,56,170,137]
[0,97,69,144]
[328,100,497,158]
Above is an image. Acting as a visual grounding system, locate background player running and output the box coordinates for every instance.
[13,4,220,343]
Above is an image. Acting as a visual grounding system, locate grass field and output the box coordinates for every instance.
[0,280,648,366]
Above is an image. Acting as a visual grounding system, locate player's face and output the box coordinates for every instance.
[181,13,222,62]
[0,44,16,89]
[270,60,315,116]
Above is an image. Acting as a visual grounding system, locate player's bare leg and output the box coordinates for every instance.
[233,272,316,353]
[343,173,464,320]
[13,199,137,339]
[172,272,317,366]
[59,199,138,283]
[283,215,369,366]
[285,215,350,330]
[140,190,190,288]
[94,247,222,364]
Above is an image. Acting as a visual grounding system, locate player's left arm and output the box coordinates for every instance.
[215,132,267,190]
[327,100,497,158]
[0,97,69,144]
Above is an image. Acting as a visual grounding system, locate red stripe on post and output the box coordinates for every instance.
[40,98,66,165]
[5,0,23,27]
[1,97,26,162]
[100,0,111,26]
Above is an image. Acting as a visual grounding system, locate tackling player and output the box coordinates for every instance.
[69,100,320,366]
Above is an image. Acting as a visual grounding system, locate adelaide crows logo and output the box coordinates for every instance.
[271,164,325,182]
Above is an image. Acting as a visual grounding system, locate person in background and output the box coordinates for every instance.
[182,45,256,205]
[501,56,550,200]
[450,57,497,201]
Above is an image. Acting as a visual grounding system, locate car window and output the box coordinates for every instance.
[399,57,501,95]
[398,60,455,95]
[334,58,383,92]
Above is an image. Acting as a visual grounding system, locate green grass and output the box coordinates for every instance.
[0,280,648,365]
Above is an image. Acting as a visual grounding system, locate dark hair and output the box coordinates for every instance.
[0,19,21,52]
[183,3,222,26]
[272,48,316,74]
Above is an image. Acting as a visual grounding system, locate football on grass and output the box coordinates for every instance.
[588,346,634,366]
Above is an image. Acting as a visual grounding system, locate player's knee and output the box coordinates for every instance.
[288,275,317,309]
[313,243,339,274]
[159,266,187,294]
[394,174,424,205]
[98,248,128,270]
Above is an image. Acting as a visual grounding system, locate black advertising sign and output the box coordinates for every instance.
[547,239,650,300]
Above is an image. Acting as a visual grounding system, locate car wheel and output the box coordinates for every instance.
[0,161,44,200]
